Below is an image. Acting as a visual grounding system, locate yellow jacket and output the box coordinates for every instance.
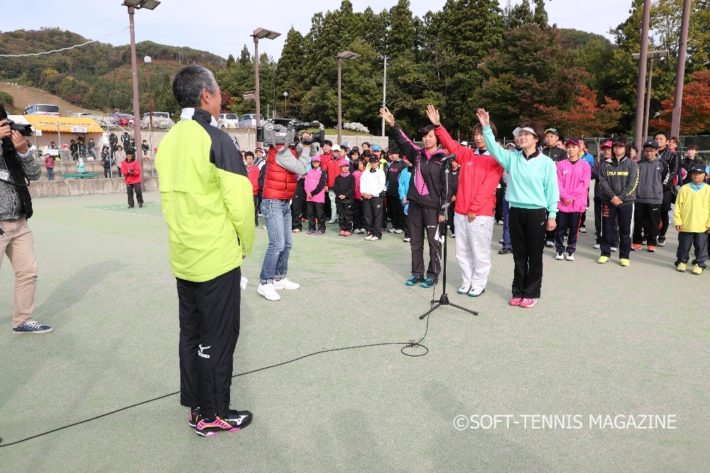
[155,109,254,282]
[673,183,710,233]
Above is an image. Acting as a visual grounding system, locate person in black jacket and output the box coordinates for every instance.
[542,127,567,247]
[655,132,679,246]
[333,159,356,235]
[633,141,669,252]
[385,148,407,235]
[380,106,451,288]
[597,137,639,266]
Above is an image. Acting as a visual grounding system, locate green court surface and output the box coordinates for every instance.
[0,193,708,472]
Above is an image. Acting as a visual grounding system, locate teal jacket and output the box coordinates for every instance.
[483,126,559,218]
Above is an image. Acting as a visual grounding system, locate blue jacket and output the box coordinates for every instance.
[399,166,411,201]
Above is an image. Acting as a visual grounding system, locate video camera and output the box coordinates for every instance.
[257,119,325,148]
[8,121,34,137]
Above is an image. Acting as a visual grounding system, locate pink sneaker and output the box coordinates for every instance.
[508,297,523,306]
[519,298,538,308]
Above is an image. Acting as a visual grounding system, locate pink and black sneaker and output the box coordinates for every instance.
[195,417,238,437]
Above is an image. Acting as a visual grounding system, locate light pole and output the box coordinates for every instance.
[381,55,387,137]
[123,0,160,175]
[251,27,280,146]
[336,51,361,145]
[283,91,288,116]
[633,0,651,150]
[144,55,154,175]
[671,0,692,138]
[633,50,668,141]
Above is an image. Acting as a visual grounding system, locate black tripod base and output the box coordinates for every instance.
[419,293,479,319]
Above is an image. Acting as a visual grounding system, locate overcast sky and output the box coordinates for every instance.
[4,0,632,60]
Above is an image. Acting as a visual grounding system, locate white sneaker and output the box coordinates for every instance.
[611,247,618,252]
[565,253,575,261]
[457,283,471,294]
[387,228,396,233]
[593,243,600,249]
[394,228,404,234]
[257,283,281,301]
[240,276,248,290]
[370,235,380,241]
[467,287,485,297]
[403,237,411,242]
[364,235,373,241]
[274,278,300,290]
[555,252,564,260]
[545,241,554,248]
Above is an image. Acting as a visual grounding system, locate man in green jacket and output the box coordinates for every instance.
[156,65,255,437]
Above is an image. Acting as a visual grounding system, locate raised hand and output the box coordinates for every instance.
[426,105,440,126]
[476,108,490,127]
[379,106,395,127]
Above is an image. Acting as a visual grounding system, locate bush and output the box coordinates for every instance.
[0,91,15,108]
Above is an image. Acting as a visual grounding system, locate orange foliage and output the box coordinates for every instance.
[535,84,621,137]
[650,70,710,134]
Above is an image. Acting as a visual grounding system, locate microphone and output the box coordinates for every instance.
[441,153,456,162]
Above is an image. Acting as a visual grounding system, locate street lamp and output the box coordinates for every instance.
[336,51,361,145]
[633,49,669,141]
[143,55,154,174]
[123,0,160,174]
[251,27,281,145]
[283,91,288,116]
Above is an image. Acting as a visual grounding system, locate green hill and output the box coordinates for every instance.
[0,28,225,113]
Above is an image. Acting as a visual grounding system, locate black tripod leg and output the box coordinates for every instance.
[419,303,442,320]
[446,302,478,316]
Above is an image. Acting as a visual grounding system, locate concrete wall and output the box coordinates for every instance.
[29,176,158,198]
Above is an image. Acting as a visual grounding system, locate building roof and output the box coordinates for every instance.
[24,115,103,133]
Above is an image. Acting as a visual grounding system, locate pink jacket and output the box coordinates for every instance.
[353,170,363,200]
[304,168,326,203]
[557,158,591,213]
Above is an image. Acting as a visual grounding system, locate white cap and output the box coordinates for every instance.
[332,145,341,152]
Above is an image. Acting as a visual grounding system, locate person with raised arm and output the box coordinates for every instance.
[475,108,559,309]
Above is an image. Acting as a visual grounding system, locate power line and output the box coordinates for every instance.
[0,27,129,58]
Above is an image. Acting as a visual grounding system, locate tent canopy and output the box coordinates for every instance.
[24,115,103,134]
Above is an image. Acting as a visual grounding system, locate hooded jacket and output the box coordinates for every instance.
[556,158,591,213]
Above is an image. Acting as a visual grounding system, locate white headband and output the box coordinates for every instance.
[512,126,538,138]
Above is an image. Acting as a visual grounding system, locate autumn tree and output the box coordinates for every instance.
[649,70,710,134]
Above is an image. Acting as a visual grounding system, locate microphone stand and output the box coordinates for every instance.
[419,154,479,320]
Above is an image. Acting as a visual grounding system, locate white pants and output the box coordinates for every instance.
[454,213,494,291]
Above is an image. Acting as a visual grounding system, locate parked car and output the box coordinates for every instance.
[238,113,263,129]
[110,112,134,127]
[218,112,239,129]
[141,112,175,129]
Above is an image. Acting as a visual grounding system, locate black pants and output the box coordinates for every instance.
[126,183,143,207]
[291,180,306,230]
[676,232,708,266]
[594,198,618,245]
[353,199,364,230]
[555,211,582,254]
[495,186,505,221]
[177,267,241,419]
[509,207,546,298]
[363,196,384,237]
[337,198,354,231]
[253,195,259,226]
[633,202,661,246]
[386,194,406,231]
[306,201,325,232]
[659,190,675,239]
[408,201,441,279]
[601,203,633,258]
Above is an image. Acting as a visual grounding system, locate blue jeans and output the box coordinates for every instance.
[502,199,512,249]
[260,199,293,283]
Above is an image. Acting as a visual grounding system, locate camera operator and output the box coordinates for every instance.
[0,105,52,334]
[257,132,316,302]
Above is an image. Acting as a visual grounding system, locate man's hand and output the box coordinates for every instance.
[676,225,682,231]
[563,198,573,205]
[451,195,456,202]
[379,106,395,127]
[467,211,476,222]
[546,218,557,231]
[10,131,28,154]
[476,108,490,127]
[610,196,623,206]
[426,105,440,126]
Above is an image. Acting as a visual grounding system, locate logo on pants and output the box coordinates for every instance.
[198,344,211,359]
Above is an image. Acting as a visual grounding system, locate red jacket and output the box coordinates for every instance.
[319,152,334,187]
[435,125,503,217]
[121,159,142,185]
[262,146,299,200]
[246,164,260,196]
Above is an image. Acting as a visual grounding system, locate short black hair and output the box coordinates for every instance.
[654,131,669,140]
[473,121,497,138]
[323,140,333,147]
[244,151,254,158]
[172,65,218,108]
[418,124,440,146]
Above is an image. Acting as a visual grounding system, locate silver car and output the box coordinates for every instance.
[238,114,263,129]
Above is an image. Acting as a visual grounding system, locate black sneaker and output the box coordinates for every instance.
[225,409,253,430]
[13,320,53,334]
[498,248,512,255]
[657,236,666,247]
[188,407,202,428]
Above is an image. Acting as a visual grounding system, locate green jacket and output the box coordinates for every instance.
[156,108,254,282]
